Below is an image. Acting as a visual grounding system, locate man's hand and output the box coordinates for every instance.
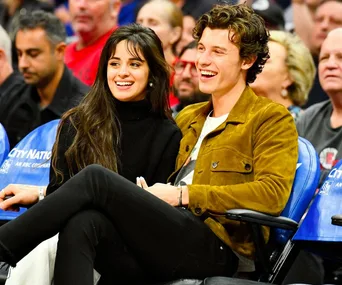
[0,184,40,211]
[136,177,189,206]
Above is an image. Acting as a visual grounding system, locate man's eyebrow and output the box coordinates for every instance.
[16,48,41,53]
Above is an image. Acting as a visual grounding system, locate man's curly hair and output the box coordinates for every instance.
[193,4,270,84]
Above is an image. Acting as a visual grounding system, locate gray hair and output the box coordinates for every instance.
[17,10,66,46]
[0,25,12,65]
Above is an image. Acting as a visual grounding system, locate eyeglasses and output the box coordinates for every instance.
[174,59,198,77]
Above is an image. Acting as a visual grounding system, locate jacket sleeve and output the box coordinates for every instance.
[46,120,76,195]
[187,105,299,217]
[150,128,182,184]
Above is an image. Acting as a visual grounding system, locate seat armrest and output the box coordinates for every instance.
[226,209,298,230]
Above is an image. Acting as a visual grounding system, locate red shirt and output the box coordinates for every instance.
[65,28,116,86]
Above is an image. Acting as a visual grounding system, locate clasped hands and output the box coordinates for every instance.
[136,177,188,207]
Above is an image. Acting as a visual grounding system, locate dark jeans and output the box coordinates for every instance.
[0,165,238,285]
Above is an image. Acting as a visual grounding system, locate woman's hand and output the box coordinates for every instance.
[136,177,188,206]
[0,184,40,211]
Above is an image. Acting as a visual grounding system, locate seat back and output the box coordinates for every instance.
[275,137,321,244]
[0,124,9,165]
[293,159,342,243]
[0,119,59,221]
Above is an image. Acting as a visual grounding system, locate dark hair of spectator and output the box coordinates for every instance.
[178,40,197,58]
[193,4,270,84]
[52,23,172,183]
[17,10,66,45]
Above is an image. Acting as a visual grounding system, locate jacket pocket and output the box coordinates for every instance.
[209,147,253,185]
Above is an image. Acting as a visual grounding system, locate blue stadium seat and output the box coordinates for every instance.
[0,119,59,222]
[0,124,9,166]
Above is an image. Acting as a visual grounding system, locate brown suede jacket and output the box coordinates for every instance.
[169,86,298,259]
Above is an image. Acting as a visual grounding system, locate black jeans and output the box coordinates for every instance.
[0,165,238,285]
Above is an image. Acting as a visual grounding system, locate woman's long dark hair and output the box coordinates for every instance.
[52,23,172,183]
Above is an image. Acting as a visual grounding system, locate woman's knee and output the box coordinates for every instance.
[59,210,111,242]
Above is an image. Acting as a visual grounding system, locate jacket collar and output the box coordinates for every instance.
[187,86,258,135]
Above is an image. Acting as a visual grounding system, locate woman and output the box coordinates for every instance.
[0,4,298,285]
[0,23,181,284]
[250,30,316,121]
[136,0,183,106]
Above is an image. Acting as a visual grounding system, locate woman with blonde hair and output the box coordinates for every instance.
[251,30,316,121]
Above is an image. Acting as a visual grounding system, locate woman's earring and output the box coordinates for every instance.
[281,88,288,98]
[149,82,153,87]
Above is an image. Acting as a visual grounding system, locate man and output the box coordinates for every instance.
[0,10,89,149]
[0,25,24,103]
[297,0,342,107]
[65,0,120,86]
[297,27,342,186]
[172,40,209,117]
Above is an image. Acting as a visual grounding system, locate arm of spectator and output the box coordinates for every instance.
[187,105,298,217]
[292,0,314,51]
[0,184,45,211]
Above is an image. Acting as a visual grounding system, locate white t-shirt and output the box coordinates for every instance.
[175,111,228,186]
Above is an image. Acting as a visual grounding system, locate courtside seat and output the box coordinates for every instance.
[0,119,60,222]
[153,137,320,285]
[0,124,9,166]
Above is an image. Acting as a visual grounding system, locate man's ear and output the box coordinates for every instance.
[54,42,67,60]
[241,55,257,71]
[110,0,121,21]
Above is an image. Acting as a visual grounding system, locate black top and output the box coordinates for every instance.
[0,66,89,148]
[0,71,25,103]
[46,99,182,195]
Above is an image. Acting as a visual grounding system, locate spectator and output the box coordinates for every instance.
[172,40,209,117]
[0,25,24,103]
[294,0,342,108]
[136,0,183,106]
[0,0,54,69]
[0,4,298,284]
[0,23,181,285]
[251,30,316,121]
[65,0,121,86]
[0,10,89,149]
[171,0,218,20]
[252,0,286,30]
[136,0,182,66]
[297,28,342,185]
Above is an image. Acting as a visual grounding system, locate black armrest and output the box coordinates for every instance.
[332,214,342,226]
[226,209,298,230]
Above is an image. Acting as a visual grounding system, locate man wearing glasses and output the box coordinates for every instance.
[172,40,209,117]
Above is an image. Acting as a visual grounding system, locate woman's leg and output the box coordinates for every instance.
[0,164,237,279]
[54,209,145,285]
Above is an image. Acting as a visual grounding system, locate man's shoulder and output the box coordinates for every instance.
[175,102,208,128]
[300,100,331,121]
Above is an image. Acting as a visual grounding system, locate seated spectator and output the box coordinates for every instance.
[136,0,182,66]
[136,0,183,106]
[54,0,74,38]
[64,0,120,86]
[251,30,316,121]
[172,0,218,20]
[297,28,342,186]
[0,4,298,284]
[172,40,209,117]
[0,10,89,149]
[0,0,54,69]
[297,0,342,108]
[0,25,24,103]
[252,0,286,30]
[0,23,181,285]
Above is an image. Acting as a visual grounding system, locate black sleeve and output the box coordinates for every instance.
[46,120,76,195]
[150,128,182,184]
